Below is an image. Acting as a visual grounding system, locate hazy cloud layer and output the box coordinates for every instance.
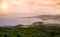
[0,0,60,16]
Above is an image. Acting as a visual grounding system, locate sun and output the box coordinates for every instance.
[1,2,8,9]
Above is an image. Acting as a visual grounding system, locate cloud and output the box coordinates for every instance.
[1,0,60,15]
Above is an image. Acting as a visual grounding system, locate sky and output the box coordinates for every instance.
[0,0,60,26]
[0,0,60,16]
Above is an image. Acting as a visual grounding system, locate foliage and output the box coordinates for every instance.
[0,22,60,37]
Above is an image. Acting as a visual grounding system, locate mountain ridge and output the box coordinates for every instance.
[23,15,60,21]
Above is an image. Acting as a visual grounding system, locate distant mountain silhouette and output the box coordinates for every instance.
[22,15,60,24]
[24,15,60,21]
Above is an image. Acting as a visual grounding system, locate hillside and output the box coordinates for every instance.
[0,24,60,37]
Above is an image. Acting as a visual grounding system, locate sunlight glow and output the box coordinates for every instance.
[1,2,8,9]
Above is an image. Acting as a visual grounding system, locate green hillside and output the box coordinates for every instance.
[0,22,60,37]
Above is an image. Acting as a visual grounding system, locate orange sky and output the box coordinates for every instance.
[0,0,2,2]
[0,0,60,15]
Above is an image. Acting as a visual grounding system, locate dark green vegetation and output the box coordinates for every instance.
[0,22,60,37]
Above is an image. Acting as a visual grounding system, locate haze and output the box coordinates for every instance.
[0,0,60,16]
[0,0,60,26]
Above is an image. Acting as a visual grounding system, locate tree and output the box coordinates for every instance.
[32,22,44,25]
